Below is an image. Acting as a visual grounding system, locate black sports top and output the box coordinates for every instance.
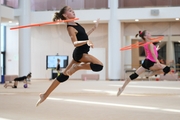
[16,76,27,80]
[20,76,27,80]
[67,23,90,53]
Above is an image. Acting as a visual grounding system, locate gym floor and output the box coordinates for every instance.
[0,80,180,120]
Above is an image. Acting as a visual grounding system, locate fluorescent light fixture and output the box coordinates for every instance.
[93,20,97,23]
[9,21,12,23]
[175,18,179,20]
[135,19,139,22]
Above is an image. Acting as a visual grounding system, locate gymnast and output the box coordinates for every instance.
[4,72,32,88]
[117,30,170,96]
[36,6,103,106]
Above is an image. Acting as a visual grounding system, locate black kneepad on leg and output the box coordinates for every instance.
[90,63,103,72]
[56,73,69,83]
[130,73,139,80]
[163,66,170,75]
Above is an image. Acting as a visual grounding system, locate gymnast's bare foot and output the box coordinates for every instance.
[4,83,7,88]
[117,87,124,96]
[36,93,45,107]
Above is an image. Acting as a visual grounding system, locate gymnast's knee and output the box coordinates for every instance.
[56,73,69,83]
[90,63,103,72]
[163,66,170,75]
[129,72,139,80]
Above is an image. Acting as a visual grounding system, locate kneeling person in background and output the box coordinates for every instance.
[4,72,32,88]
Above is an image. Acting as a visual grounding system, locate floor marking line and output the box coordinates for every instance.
[110,85,180,90]
[48,97,180,113]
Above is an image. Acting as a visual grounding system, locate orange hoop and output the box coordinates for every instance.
[120,36,164,51]
[10,18,79,30]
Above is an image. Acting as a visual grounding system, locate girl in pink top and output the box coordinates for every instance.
[117,30,170,96]
[143,43,158,62]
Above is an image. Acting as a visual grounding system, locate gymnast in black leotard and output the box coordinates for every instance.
[36,6,103,106]
[4,72,32,88]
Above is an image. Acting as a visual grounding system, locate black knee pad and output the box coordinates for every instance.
[129,73,139,80]
[56,73,69,83]
[90,63,103,72]
[163,66,170,75]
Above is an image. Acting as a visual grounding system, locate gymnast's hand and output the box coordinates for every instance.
[94,18,100,29]
[156,45,160,51]
[87,40,94,48]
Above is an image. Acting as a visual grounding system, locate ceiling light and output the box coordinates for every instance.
[9,21,12,23]
[135,19,139,22]
[16,22,19,25]
[93,20,97,23]
[175,18,179,20]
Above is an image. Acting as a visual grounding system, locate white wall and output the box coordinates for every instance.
[124,36,132,69]
[117,7,180,21]
[30,9,110,23]
[6,26,19,75]
[31,7,180,23]
[5,21,180,79]
[3,6,180,80]
[31,23,108,79]
[124,22,180,36]
[1,5,15,19]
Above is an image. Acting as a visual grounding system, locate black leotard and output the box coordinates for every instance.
[67,23,90,62]
[14,76,27,81]
[57,64,60,71]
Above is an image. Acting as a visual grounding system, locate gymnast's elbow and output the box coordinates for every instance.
[73,42,78,47]
[74,44,78,47]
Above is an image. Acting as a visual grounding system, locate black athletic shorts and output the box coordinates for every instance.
[73,46,89,62]
[142,59,156,70]
[73,50,87,62]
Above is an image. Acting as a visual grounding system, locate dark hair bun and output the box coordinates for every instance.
[53,12,60,21]
[55,12,59,16]
[27,72,32,77]
[139,31,143,37]
[135,30,143,38]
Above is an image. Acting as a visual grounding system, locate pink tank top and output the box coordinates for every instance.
[143,43,158,62]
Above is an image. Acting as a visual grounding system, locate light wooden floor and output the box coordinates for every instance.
[0,80,180,120]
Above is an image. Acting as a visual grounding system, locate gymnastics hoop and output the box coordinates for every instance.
[10,18,79,30]
[120,36,164,51]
